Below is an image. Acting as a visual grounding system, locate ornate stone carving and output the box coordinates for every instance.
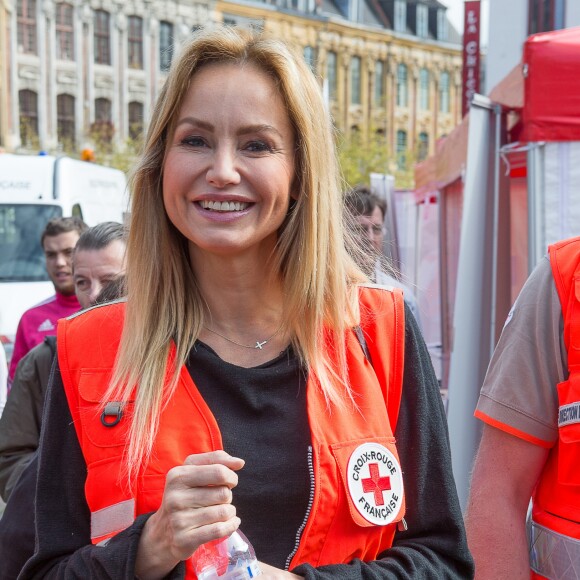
[94,74,114,90]
[56,71,78,85]
[18,65,40,81]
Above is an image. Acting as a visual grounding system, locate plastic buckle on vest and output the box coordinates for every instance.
[101,402,123,427]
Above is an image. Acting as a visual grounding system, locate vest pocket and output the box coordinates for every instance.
[78,369,134,448]
[556,375,580,485]
[331,437,405,529]
[303,437,404,565]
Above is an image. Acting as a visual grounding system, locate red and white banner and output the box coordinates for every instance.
[462,1,481,117]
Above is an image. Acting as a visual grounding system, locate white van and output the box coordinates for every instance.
[0,154,129,362]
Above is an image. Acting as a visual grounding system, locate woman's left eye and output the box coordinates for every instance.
[245,141,273,153]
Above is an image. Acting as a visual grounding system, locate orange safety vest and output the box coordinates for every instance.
[58,286,406,576]
[530,237,580,579]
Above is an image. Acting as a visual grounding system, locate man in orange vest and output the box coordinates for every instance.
[466,237,580,579]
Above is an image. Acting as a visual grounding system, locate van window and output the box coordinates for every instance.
[0,204,62,281]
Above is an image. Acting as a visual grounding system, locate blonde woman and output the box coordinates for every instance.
[21,27,473,580]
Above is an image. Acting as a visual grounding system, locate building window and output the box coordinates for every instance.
[394,0,406,32]
[419,68,430,110]
[396,129,407,170]
[418,131,429,161]
[159,21,173,72]
[94,10,111,65]
[93,97,113,145]
[416,4,428,37]
[95,98,112,122]
[19,89,38,146]
[128,16,143,69]
[56,3,74,60]
[374,60,385,107]
[326,51,337,101]
[439,71,450,113]
[128,101,144,140]
[397,63,408,107]
[303,46,316,72]
[57,94,75,147]
[437,9,448,41]
[350,56,361,105]
[17,0,37,54]
[528,0,563,34]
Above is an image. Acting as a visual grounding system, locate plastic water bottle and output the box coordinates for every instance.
[191,530,262,579]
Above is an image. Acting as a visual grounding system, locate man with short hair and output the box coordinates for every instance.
[345,185,422,329]
[8,217,88,383]
[0,221,127,502]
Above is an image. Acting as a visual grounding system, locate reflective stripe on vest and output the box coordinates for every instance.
[529,517,580,579]
[92,499,135,542]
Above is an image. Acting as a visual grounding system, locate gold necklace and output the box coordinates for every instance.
[203,324,283,350]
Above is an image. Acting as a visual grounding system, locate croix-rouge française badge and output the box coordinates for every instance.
[347,442,404,526]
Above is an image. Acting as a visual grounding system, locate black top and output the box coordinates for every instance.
[18,305,474,579]
[189,343,311,570]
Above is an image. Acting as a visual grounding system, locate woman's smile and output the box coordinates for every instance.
[193,197,254,222]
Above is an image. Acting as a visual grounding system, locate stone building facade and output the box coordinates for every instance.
[0,0,462,161]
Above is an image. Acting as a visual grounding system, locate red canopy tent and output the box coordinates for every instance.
[411,26,580,391]
[521,27,580,142]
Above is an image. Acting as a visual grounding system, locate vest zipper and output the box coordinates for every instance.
[285,445,315,570]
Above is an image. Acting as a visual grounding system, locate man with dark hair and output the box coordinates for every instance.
[8,216,88,383]
[345,185,422,329]
[0,222,127,503]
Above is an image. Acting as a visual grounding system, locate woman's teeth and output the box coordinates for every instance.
[200,200,250,212]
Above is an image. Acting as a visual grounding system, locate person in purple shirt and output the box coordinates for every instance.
[8,216,87,385]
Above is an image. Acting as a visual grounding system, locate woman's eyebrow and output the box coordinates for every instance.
[176,116,213,131]
[176,117,282,139]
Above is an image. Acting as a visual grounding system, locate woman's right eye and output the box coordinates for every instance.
[181,136,207,147]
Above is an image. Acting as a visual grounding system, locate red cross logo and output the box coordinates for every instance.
[361,462,391,506]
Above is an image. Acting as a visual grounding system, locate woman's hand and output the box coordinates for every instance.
[135,450,245,579]
[259,562,303,579]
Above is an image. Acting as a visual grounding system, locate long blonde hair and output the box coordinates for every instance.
[108,26,367,479]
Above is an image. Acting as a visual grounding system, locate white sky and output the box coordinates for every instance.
[438,0,490,46]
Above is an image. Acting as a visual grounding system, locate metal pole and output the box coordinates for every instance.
[447,94,495,510]
[527,143,545,274]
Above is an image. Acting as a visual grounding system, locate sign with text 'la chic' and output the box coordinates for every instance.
[462,0,481,117]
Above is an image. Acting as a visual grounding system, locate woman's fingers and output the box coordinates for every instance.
[138,450,246,572]
[170,501,238,531]
[184,450,245,470]
[168,462,240,491]
[151,452,245,560]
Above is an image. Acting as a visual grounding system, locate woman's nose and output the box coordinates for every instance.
[206,148,241,187]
